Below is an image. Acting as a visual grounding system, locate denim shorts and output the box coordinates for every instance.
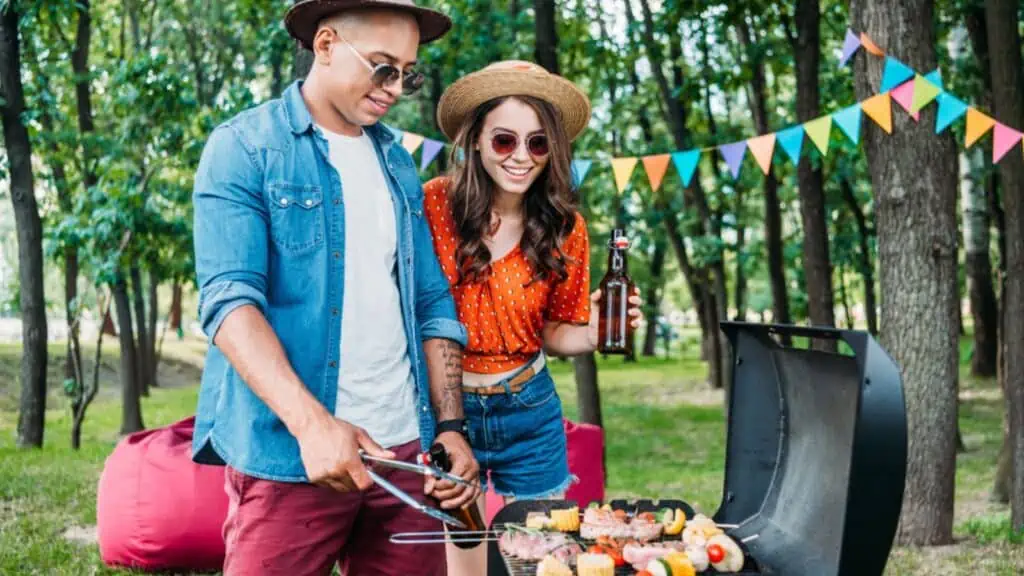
[463,364,573,499]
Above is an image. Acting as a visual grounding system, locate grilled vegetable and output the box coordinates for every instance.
[550,507,580,532]
[576,552,615,576]
[535,555,572,576]
[664,552,697,576]
[660,508,687,536]
[645,558,674,576]
[707,533,745,573]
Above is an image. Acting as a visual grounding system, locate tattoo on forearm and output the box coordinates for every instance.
[431,340,464,421]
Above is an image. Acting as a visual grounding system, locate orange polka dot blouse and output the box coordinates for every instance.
[423,177,591,374]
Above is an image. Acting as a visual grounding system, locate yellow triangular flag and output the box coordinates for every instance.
[861,93,893,134]
[965,108,996,148]
[611,157,639,193]
[402,132,425,154]
[803,116,832,155]
[746,133,777,175]
[860,33,884,56]
[641,154,671,193]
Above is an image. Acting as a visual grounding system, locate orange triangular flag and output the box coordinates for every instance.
[402,132,424,154]
[861,93,893,134]
[746,133,777,175]
[860,33,884,56]
[611,157,639,193]
[641,154,672,193]
[964,108,996,148]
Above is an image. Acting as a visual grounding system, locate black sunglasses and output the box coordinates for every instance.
[334,30,424,95]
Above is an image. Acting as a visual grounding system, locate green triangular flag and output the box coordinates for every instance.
[910,75,942,113]
[803,116,832,156]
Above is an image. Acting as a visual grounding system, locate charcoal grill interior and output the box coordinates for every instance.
[487,322,907,576]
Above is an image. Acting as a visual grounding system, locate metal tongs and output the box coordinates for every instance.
[359,449,472,529]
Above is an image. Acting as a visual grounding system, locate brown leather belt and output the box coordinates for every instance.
[462,354,545,396]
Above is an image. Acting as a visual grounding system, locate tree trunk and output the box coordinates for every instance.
[642,242,665,357]
[147,269,159,386]
[169,281,183,331]
[960,150,999,377]
[736,16,791,341]
[984,0,1024,530]
[130,266,151,397]
[791,0,836,349]
[113,277,144,434]
[533,0,558,74]
[851,0,959,545]
[2,3,48,449]
[993,274,1010,503]
[840,177,879,334]
[838,265,854,329]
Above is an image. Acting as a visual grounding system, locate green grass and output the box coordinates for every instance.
[1,339,1022,575]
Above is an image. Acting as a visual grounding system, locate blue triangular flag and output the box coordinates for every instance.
[776,125,805,163]
[718,141,748,180]
[420,138,445,171]
[833,104,863,144]
[571,159,593,189]
[839,29,861,66]
[880,57,916,93]
[924,69,943,90]
[671,150,701,187]
[934,93,968,134]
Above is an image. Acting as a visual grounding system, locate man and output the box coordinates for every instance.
[190,1,479,574]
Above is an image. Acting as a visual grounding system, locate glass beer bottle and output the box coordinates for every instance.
[428,443,486,548]
[598,228,635,355]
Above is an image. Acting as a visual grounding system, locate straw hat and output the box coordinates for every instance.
[285,0,452,50]
[436,60,592,142]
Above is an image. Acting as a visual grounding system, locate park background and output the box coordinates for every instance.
[2,0,1024,574]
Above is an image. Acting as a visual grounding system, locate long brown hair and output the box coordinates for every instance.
[446,95,578,286]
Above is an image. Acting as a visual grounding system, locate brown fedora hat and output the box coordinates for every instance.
[286,0,452,50]
[437,60,592,142]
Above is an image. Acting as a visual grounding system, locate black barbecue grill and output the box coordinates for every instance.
[488,322,908,576]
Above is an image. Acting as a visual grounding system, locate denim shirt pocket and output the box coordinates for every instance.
[267,181,325,254]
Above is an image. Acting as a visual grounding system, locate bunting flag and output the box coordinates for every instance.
[965,108,996,148]
[776,125,805,163]
[833,104,863,144]
[747,133,777,175]
[935,93,968,133]
[880,57,915,93]
[387,125,405,141]
[909,75,941,113]
[402,132,424,154]
[641,154,672,193]
[420,138,445,171]
[890,80,919,121]
[571,159,593,189]
[924,69,943,89]
[840,29,862,66]
[861,93,893,134]
[719,141,748,179]
[611,157,639,193]
[804,116,833,155]
[671,150,701,187]
[860,32,885,56]
[992,124,1023,163]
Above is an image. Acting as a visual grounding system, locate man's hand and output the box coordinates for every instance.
[424,431,481,509]
[295,408,395,493]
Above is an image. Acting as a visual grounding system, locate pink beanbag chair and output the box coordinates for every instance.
[97,417,228,572]
[485,418,605,524]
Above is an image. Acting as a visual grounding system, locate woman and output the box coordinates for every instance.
[422,60,643,573]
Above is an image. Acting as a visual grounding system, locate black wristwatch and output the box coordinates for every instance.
[436,418,469,440]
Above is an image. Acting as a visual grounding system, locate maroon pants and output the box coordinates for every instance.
[222,440,447,576]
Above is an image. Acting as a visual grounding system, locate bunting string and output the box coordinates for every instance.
[389,27,1024,195]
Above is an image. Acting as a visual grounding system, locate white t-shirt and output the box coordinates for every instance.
[319,125,419,449]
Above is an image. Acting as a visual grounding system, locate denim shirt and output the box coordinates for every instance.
[190,80,468,482]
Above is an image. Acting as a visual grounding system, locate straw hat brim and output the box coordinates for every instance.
[286,0,452,50]
[436,68,592,143]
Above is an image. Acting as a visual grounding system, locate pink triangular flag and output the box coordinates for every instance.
[890,80,919,121]
[992,123,1024,163]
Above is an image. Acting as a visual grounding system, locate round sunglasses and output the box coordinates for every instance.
[333,29,424,95]
[490,132,550,158]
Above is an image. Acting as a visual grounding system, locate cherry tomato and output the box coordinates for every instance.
[588,545,606,555]
[607,548,625,566]
[707,543,726,564]
[636,571,654,576]
[638,512,656,522]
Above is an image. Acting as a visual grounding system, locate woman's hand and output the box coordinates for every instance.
[586,287,645,349]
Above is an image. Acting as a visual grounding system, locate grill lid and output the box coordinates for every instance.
[715,322,907,576]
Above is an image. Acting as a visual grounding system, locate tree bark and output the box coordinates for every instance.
[736,15,791,342]
[533,0,558,74]
[169,281,183,331]
[2,2,49,449]
[643,242,665,357]
[984,0,1024,530]
[851,0,959,545]
[113,277,144,434]
[130,266,151,397]
[840,177,878,334]
[960,150,999,377]
[790,0,836,348]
